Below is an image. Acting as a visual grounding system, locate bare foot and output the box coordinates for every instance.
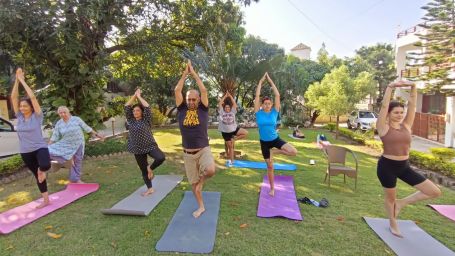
[268,189,275,197]
[35,200,50,209]
[389,219,403,238]
[394,200,403,219]
[141,188,155,196]
[147,165,154,180]
[74,180,85,184]
[193,207,205,218]
[37,170,46,183]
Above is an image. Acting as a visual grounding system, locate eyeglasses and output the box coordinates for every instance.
[187,98,197,102]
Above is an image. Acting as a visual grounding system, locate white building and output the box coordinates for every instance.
[290,43,311,60]
[395,24,455,147]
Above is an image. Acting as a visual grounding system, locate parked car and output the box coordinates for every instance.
[0,116,51,158]
[0,116,20,158]
[347,110,377,131]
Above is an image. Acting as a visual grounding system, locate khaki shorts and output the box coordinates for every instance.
[183,146,215,184]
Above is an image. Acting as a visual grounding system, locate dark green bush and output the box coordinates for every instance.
[0,155,25,174]
[326,123,336,132]
[85,138,127,157]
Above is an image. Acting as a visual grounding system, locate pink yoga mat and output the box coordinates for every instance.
[0,183,99,234]
[257,175,303,221]
[428,205,455,222]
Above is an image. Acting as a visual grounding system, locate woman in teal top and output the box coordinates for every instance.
[254,72,297,196]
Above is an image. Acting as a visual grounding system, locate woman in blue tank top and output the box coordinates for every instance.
[11,68,51,209]
[254,72,297,196]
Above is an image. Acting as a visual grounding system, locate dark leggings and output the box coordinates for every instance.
[134,147,166,188]
[21,148,51,193]
[377,156,426,188]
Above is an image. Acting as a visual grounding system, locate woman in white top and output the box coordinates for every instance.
[218,92,248,165]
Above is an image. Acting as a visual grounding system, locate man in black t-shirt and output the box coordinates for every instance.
[174,60,216,218]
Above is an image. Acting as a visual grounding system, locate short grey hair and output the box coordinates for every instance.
[57,106,70,114]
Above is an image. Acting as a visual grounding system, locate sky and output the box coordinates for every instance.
[242,0,428,58]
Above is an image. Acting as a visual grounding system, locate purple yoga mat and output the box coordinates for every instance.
[0,183,99,234]
[428,205,455,222]
[257,175,303,221]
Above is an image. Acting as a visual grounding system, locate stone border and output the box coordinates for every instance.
[413,165,455,191]
[0,151,129,185]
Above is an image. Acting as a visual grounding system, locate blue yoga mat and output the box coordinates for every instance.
[155,191,221,254]
[226,160,297,171]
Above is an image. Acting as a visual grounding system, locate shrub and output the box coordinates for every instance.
[430,147,455,161]
[409,150,455,178]
[152,108,168,126]
[85,138,127,157]
[326,123,336,132]
[0,155,25,174]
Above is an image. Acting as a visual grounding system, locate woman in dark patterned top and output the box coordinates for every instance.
[125,88,165,196]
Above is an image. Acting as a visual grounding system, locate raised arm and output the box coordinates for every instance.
[175,62,189,107]
[266,73,280,112]
[188,61,208,107]
[226,92,238,110]
[11,71,20,114]
[135,89,149,107]
[16,68,42,115]
[402,82,417,130]
[376,83,395,137]
[254,73,267,113]
[125,91,137,106]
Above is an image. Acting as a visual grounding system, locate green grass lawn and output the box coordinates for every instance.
[1,128,454,256]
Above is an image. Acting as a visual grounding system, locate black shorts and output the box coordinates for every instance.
[377,156,426,188]
[260,137,287,159]
[221,127,240,141]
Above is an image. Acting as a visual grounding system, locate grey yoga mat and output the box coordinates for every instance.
[363,217,455,256]
[155,191,221,254]
[101,175,183,216]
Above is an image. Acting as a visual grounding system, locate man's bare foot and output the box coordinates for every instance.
[394,200,403,219]
[147,165,154,180]
[74,180,85,184]
[35,200,50,209]
[141,188,155,196]
[193,207,205,218]
[268,189,275,197]
[37,170,46,183]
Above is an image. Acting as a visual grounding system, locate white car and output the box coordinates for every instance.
[0,116,51,158]
[0,117,20,158]
[347,110,377,131]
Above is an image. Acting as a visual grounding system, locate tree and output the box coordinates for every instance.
[317,43,343,70]
[0,0,257,126]
[305,65,376,138]
[412,0,455,92]
[185,34,285,109]
[347,43,396,111]
[272,55,329,125]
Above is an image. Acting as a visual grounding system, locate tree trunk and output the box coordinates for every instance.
[336,115,340,139]
[310,110,320,126]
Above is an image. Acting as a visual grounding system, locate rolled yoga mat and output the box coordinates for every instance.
[0,183,99,234]
[101,175,183,216]
[363,217,455,256]
[155,191,221,254]
[257,175,303,221]
[428,205,455,222]
[226,160,297,171]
